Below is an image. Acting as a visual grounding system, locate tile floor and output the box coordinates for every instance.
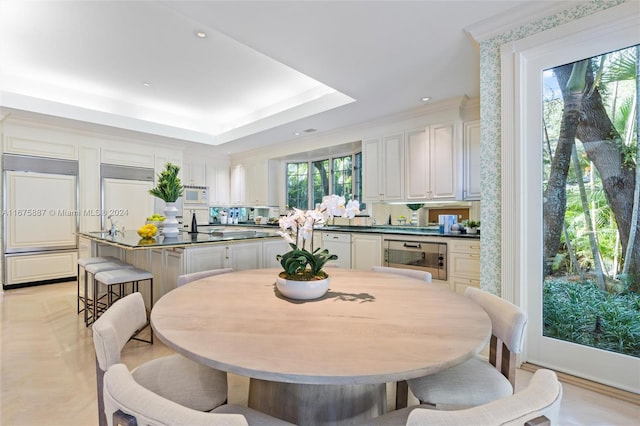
[1,281,638,425]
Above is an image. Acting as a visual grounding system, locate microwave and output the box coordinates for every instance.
[182,185,208,205]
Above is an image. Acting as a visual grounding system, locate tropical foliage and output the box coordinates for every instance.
[286,153,359,210]
[542,44,639,356]
[544,279,640,357]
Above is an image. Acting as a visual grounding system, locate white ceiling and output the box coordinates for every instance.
[0,0,552,154]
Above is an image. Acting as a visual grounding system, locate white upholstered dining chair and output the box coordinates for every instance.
[366,369,563,426]
[103,363,296,426]
[92,292,228,426]
[371,266,432,282]
[176,268,234,287]
[407,286,528,409]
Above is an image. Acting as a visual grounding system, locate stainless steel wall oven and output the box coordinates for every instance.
[384,239,447,280]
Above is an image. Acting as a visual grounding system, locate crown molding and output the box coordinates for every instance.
[465,1,584,43]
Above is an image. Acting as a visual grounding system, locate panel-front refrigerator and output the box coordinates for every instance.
[2,154,79,288]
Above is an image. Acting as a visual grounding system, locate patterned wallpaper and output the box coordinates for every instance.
[478,0,628,294]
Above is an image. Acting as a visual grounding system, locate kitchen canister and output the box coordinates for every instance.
[438,215,458,234]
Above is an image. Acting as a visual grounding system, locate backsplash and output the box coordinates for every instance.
[368,201,481,227]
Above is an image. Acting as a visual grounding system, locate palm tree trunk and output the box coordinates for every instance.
[572,146,606,289]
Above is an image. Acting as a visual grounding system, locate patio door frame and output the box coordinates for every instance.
[501,1,640,393]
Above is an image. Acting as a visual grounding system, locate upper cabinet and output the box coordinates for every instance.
[429,123,457,200]
[405,124,457,202]
[182,159,206,186]
[362,134,404,203]
[183,154,230,206]
[364,122,458,203]
[230,164,246,206]
[206,164,230,206]
[230,160,278,206]
[462,120,481,200]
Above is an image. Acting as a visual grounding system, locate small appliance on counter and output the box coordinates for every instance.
[438,215,458,235]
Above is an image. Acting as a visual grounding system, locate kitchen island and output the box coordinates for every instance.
[77,229,286,304]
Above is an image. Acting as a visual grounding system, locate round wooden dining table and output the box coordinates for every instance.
[150,268,491,425]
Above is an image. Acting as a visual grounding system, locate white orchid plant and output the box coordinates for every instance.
[277,195,360,280]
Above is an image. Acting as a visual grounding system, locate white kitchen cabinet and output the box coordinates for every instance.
[102,145,155,169]
[245,160,267,206]
[362,134,404,202]
[206,164,230,206]
[429,123,457,200]
[230,160,278,207]
[5,250,78,285]
[405,129,430,200]
[183,159,207,186]
[351,233,382,270]
[231,241,263,271]
[263,239,290,269]
[148,248,184,304]
[463,120,481,200]
[184,240,264,273]
[2,120,79,160]
[230,164,246,205]
[405,123,459,202]
[185,245,230,272]
[448,239,480,294]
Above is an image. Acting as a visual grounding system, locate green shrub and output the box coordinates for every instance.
[543,279,640,357]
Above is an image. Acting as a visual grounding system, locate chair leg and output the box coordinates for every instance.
[113,410,137,426]
[96,359,107,426]
[149,278,154,344]
[77,265,82,314]
[130,279,154,345]
[395,380,409,409]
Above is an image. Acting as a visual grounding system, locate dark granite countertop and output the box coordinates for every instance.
[78,229,281,249]
[216,223,481,239]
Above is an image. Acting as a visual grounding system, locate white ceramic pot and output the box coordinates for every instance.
[162,202,180,237]
[275,275,330,300]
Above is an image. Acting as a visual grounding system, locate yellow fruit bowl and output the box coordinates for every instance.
[137,223,158,239]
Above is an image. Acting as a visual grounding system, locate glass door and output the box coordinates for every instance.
[504,4,640,393]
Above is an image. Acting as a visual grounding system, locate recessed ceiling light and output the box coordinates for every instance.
[195,31,207,39]
[421,97,431,102]
[293,132,301,136]
[143,82,151,87]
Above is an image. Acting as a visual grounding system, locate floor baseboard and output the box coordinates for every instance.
[521,363,639,406]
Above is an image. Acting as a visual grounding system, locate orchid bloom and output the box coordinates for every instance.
[279,196,359,252]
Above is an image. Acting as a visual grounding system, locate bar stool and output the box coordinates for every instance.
[93,267,154,343]
[84,261,134,326]
[77,256,119,315]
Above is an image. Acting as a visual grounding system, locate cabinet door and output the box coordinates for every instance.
[187,160,207,186]
[463,120,481,200]
[362,138,382,202]
[230,165,246,205]
[263,239,290,269]
[206,164,230,206]
[429,123,457,200]
[185,245,229,273]
[382,134,404,201]
[405,129,430,200]
[5,251,77,285]
[351,234,382,270]
[164,249,184,297]
[230,242,263,271]
[245,160,267,206]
